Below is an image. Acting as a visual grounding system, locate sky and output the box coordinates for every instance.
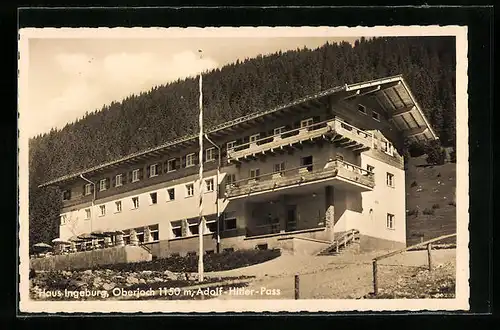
[24,33,359,138]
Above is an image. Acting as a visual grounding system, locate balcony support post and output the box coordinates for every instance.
[324,186,335,242]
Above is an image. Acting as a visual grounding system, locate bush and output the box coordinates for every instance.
[410,181,418,188]
[90,248,281,273]
[423,208,435,215]
[425,141,446,165]
[407,209,419,217]
[432,203,440,209]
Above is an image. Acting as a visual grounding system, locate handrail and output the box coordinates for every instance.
[229,118,333,152]
[227,159,372,187]
[373,233,456,262]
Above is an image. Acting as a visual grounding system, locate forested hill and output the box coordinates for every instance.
[28,36,456,245]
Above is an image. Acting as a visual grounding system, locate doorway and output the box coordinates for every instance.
[286,205,297,232]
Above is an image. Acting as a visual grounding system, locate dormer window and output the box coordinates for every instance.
[358,104,367,114]
[62,190,71,201]
[149,164,158,177]
[372,111,380,121]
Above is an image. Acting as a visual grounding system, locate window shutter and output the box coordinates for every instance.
[90,184,95,194]
[294,121,300,128]
[313,115,320,123]
[181,156,186,168]
[157,162,162,174]
[243,136,250,144]
[285,124,292,131]
[82,184,86,195]
[106,178,111,189]
[146,165,151,178]
[202,150,206,163]
[193,153,199,165]
[111,175,116,187]
[163,160,168,173]
[139,168,144,180]
[128,171,133,183]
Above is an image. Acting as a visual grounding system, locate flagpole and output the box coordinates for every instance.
[197,49,204,282]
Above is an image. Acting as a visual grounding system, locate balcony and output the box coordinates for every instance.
[227,118,374,162]
[225,159,375,200]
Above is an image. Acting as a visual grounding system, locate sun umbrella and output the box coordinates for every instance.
[33,242,52,249]
[68,235,83,242]
[90,230,109,237]
[77,233,97,240]
[52,238,71,245]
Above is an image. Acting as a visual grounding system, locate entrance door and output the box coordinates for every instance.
[286,205,297,232]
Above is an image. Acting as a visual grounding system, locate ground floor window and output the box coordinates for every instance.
[149,224,159,241]
[205,215,217,233]
[171,221,182,238]
[223,211,237,230]
[188,218,199,235]
[387,213,395,229]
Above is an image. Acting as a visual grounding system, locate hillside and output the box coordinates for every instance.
[28,36,457,246]
[405,156,456,246]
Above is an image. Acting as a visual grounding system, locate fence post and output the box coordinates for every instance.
[427,243,433,271]
[372,259,378,295]
[294,274,300,299]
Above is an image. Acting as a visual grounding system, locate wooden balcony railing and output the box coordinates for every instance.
[225,159,375,198]
[227,118,374,161]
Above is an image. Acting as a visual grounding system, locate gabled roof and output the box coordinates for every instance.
[38,74,438,188]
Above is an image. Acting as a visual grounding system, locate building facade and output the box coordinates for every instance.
[39,75,438,257]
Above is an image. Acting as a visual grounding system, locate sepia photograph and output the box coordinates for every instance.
[18,26,469,313]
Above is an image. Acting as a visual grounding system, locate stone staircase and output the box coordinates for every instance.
[317,229,360,256]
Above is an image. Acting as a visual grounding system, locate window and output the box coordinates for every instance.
[167,159,177,172]
[358,104,367,114]
[99,179,107,191]
[186,183,194,197]
[186,153,195,167]
[84,184,92,196]
[62,190,71,201]
[132,196,139,209]
[99,205,106,217]
[115,174,123,187]
[205,148,215,162]
[387,213,395,229]
[205,215,217,233]
[300,155,313,171]
[367,165,375,173]
[188,218,199,235]
[150,192,158,205]
[381,140,394,156]
[226,174,236,186]
[60,215,67,225]
[224,211,237,230]
[274,126,285,136]
[372,111,380,121]
[171,221,182,238]
[386,173,395,187]
[274,162,285,174]
[167,188,175,201]
[227,141,236,152]
[249,168,260,180]
[249,134,260,143]
[205,178,214,192]
[84,208,91,220]
[150,225,159,241]
[300,118,313,128]
[149,164,158,177]
[115,201,122,213]
[132,169,140,182]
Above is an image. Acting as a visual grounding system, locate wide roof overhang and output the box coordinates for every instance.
[38,74,437,188]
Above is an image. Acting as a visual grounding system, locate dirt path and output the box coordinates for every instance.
[209,249,456,300]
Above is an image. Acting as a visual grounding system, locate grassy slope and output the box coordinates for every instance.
[405,156,457,246]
